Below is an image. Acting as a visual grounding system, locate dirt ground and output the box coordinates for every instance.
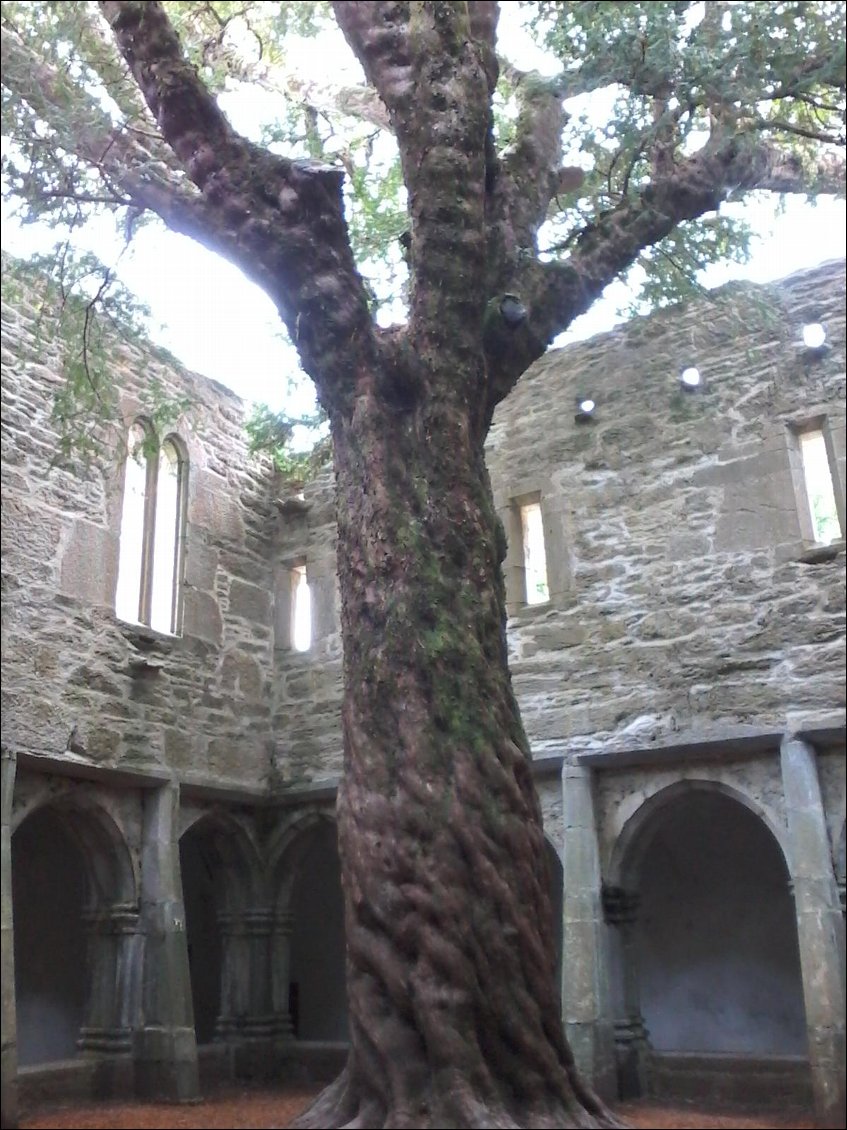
[18,1084,818,1129]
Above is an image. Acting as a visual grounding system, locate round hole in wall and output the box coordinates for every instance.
[680,367,702,388]
[802,322,826,350]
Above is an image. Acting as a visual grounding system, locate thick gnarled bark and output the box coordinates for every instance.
[291,355,624,1129]
[4,2,836,1126]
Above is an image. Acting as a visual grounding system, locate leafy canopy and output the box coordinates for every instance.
[1,0,844,466]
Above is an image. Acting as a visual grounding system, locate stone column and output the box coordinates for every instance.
[243,909,274,1041]
[560,763,616,1099]
[602,886,650,1099]
[78,903,140,1054]
[1,750,18,1130]
[235,909,275,1079]
[270,910,294,1041]
[780,736,846,1129]
[499,502,526,615]
[215,911,250,1040]
[134,783,199,1102]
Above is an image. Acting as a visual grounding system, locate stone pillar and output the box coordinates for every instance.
[309,555,338,648]
[243,909,275,1041]
[271,910,294,1041]
[602,886,650,1099]
[500,502,526,615]
[134,783,199,1102]
[215,911,250,1039]
[79,903,140,1054]
[780,736,846,1129]
[214,908,275,1078]
[1,751,18,1130]
[560,763,616,1099]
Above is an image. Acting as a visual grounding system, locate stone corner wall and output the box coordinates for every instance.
[273,260,846,782]
[490,259,846,760]
[1,267,280,788]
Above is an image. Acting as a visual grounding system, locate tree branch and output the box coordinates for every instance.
[334,1,492,372]
[98,0,242,191]
[93,1,378,405]
[485,132,845,409]
[1,20,203,221]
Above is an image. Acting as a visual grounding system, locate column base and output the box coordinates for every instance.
[808,1025,846,1130]
[78,1027,133,1054]
[133,1026,199,1103]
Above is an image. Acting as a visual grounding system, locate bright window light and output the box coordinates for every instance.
[680,366,701,387]
[802,323,826,349]
[292,564,312,651]
[520,501,549,605]
[150,440,181,634]
[799,430,841,544]
[115,424,148,625]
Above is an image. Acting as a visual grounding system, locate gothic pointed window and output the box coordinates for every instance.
[116,422,187,634]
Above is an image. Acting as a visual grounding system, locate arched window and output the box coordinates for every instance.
[115,422,187,634]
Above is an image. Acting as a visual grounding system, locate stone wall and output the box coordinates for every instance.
[2,254,845,1126]
[272,259,846,786]
[1,262,278,790]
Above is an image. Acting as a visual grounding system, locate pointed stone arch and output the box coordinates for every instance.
[268,808,347,1044]
[604,777,807,1107]
[11,789,139,1065]
[178,809,269,1048]
[607,777,790,891]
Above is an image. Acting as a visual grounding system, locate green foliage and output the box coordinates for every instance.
[245,400,331,484]
[4,249,192,472]
[810,490,841,543]
[1,0,844,411]
[526,0,845,310]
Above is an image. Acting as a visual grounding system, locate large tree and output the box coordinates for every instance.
[2,2,844,1127]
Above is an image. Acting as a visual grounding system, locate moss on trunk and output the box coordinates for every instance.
[292,356,625,1130]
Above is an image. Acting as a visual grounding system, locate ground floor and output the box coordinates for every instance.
[14,1080,820,1130]
[1,724,844,1130]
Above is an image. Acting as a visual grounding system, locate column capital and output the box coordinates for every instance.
[82,902,141,934]
[613,1016,650,1046]
[273,910,294,935]
[242,907,274,936]
[602,885,639,924]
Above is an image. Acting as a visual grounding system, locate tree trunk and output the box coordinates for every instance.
[292,354,624,1130]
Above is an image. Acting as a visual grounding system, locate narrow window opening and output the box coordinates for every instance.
[292,563,312,652]
[115,423,150,625]
[799,429,842,544]
[116,423,187,634]
[520,500,549,605]
[150,439,183,633]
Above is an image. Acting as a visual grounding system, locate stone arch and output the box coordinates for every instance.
[269,808,347,1042]
[607,777,790,890]
[178,809,267,1045]
[11,793,138,1066]
[605,777,806,1102]
[11,785,138,905]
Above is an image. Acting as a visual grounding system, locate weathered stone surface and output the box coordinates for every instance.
[1,265,279,788]
[2,257,844,1115]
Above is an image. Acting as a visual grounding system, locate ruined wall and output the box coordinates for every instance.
[272,260,846,785]
[2,257,844,792]
[1,262,279,789]
[489,259,846,761]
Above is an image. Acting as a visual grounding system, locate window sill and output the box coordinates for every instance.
[116,618,181,649]
[508,599,553,620]
[797,539,845,564]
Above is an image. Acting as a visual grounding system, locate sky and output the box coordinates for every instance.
[1,5,845,416]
